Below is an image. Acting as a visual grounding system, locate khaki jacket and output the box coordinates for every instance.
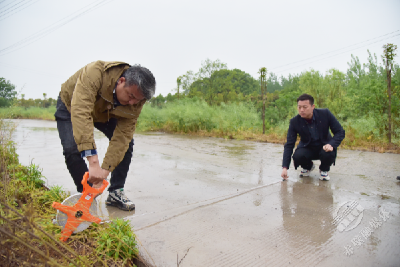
[60,60,145,172]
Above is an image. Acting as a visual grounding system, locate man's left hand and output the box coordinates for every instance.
[323,144,333,152]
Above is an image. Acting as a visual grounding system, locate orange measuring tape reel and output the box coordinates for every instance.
[52,172,109,242]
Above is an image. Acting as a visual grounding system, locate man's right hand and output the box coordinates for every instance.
[87,155,110,188]
[281,168,289,180]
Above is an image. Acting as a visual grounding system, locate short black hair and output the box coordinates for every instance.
[297,94,314,105]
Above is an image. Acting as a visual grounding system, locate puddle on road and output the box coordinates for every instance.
[280,180,336,246]
[221,144,254,157]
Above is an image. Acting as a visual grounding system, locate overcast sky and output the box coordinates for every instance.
[1,0,399,99]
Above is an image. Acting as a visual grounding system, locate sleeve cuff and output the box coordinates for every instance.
[81,149,97,158]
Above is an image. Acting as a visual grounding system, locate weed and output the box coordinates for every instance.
[38,185,69,206]
[96,218,139,261]
[13,163,45,188]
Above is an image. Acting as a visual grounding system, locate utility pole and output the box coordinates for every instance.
[382,43,397,145]
[259,67,267,134]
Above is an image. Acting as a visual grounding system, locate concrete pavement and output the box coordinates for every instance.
[13,119,400,267]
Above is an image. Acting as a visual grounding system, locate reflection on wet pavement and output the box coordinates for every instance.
[281,179,335,249]
[11,119,400,266]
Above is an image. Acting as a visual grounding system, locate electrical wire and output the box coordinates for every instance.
[271,30,400,71]
[0,0,110,53]
[0,0,40,21]
[0,0,17,11]
[271,32,400,74]
[0,0,28,15]
[0,0,115,56]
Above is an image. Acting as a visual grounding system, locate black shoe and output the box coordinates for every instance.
[397,176,400,181]
[106,189,135,211]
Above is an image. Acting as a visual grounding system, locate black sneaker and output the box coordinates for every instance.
[106,189,135,211]
[397,176,400,181]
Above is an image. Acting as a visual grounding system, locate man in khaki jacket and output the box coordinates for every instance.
[54,61,156,211]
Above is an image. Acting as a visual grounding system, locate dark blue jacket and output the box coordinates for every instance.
[282,108,345,169]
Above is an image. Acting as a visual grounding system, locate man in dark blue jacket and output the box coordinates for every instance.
[281,94,345,181]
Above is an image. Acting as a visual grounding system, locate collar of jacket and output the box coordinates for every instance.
[99,61,130,103]
[300,109,319,123]
[312,109,319,121]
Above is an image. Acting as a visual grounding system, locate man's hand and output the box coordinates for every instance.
[281,167,289,180]
[323,144,333,152]
[87,155,110,188]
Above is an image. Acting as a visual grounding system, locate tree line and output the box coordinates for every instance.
[0,78,56,108]
[1,44,398,144]
[148,44,399,144]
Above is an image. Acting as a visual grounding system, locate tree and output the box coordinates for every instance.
[20,93,28,109]
[195,59,227,104]
[346,54,367,118]
[180,70,195,95]
[209,69,259,103]
[382,43,398,144]
[266,72,283,93]
[0,78,17,107]
[188,68,259,105]
[259,67,267,134]
[299,70,324,107]
[43,93,48,108]
[149,93,166,108]
[166,93,175,103]
[323,69,347,118]
[176,77,182,100]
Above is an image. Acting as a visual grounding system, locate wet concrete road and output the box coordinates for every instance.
[11,119,400,267]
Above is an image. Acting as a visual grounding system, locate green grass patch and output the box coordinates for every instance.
[0,106,56,120]
[137,98,263,135]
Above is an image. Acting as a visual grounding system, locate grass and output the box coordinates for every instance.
[136,99,400,153]
[0,119,143,266]
[137,98,263,134]
[0,106,56,120]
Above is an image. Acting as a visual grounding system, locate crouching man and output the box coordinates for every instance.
[281,94,345,181]
[54,61,156,210]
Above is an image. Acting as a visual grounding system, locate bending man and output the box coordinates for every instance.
[281,94,345,181]
[54,61,156,211]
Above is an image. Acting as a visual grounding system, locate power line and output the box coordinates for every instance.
[0,0,115,56]
[0,0,40,21]
[271,33,400,74]
[0,0,17,11]
[0,0,28,15]
[0,0,109,53]
[271,30,400,71]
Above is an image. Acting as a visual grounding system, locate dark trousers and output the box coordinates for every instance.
[292,146,336,172]
[54,96,133,193]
